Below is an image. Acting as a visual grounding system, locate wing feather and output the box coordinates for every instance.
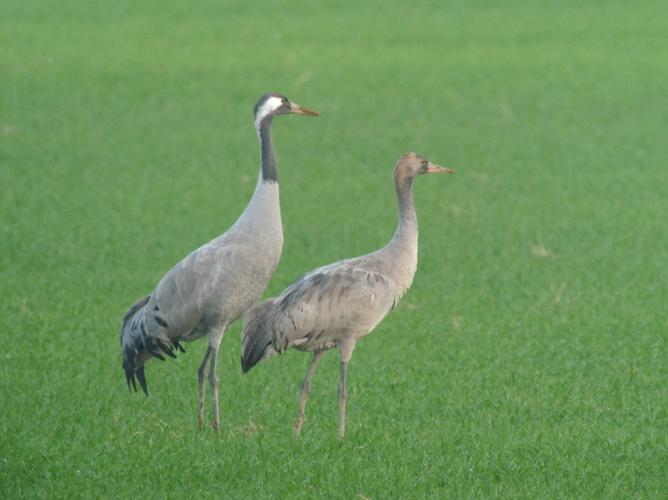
[269,263,400,352]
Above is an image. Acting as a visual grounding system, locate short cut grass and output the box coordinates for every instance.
[2,0,667,497]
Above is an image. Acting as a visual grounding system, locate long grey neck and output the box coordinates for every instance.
[258,117,277,183]
[390,177,418,249]
[378,175,419,292]
[225,116,282,241]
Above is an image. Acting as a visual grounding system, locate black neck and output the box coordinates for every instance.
[259,118,277,183]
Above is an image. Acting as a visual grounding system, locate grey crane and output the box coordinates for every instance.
[241,153,454,438]
[120,93,318,431]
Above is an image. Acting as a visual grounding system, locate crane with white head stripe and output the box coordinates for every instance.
[120,93,318,431]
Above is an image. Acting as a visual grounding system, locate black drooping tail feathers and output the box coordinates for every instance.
[120,295,185,396]
[241,299,279,374]
[120,295,151,396]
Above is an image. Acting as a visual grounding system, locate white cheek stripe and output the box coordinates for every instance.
[254,96,283,130]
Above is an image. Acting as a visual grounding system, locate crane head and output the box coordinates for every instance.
[254,93,318,129]
[394,153,454,185]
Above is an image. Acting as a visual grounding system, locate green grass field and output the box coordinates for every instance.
[2,0,667,497]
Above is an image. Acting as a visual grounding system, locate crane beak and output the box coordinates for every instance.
[289,102,319,116]
[426,162,455,174]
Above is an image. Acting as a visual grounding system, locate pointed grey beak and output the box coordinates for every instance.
[426,162,455,174]
[289,102,319,116]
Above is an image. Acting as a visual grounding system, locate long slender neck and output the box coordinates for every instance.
[226,115,282,239]
[258,117,277,183]
[390,175,418,248]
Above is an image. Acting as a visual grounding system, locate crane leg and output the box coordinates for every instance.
[294,350,325,437]
[197,346,212,431]
[208,328,226,432]
[338,340,355,440]
[338,360,348,440]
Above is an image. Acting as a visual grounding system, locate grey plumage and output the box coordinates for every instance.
[241,153,454,438]
[120,93,318,431]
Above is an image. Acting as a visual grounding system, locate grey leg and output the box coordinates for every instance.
[294,351,325,437]
[208,346,221,432]
[338,360,349,440]
[197,346,212,431]
[337,340,355,440]
[208,328,226,432]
